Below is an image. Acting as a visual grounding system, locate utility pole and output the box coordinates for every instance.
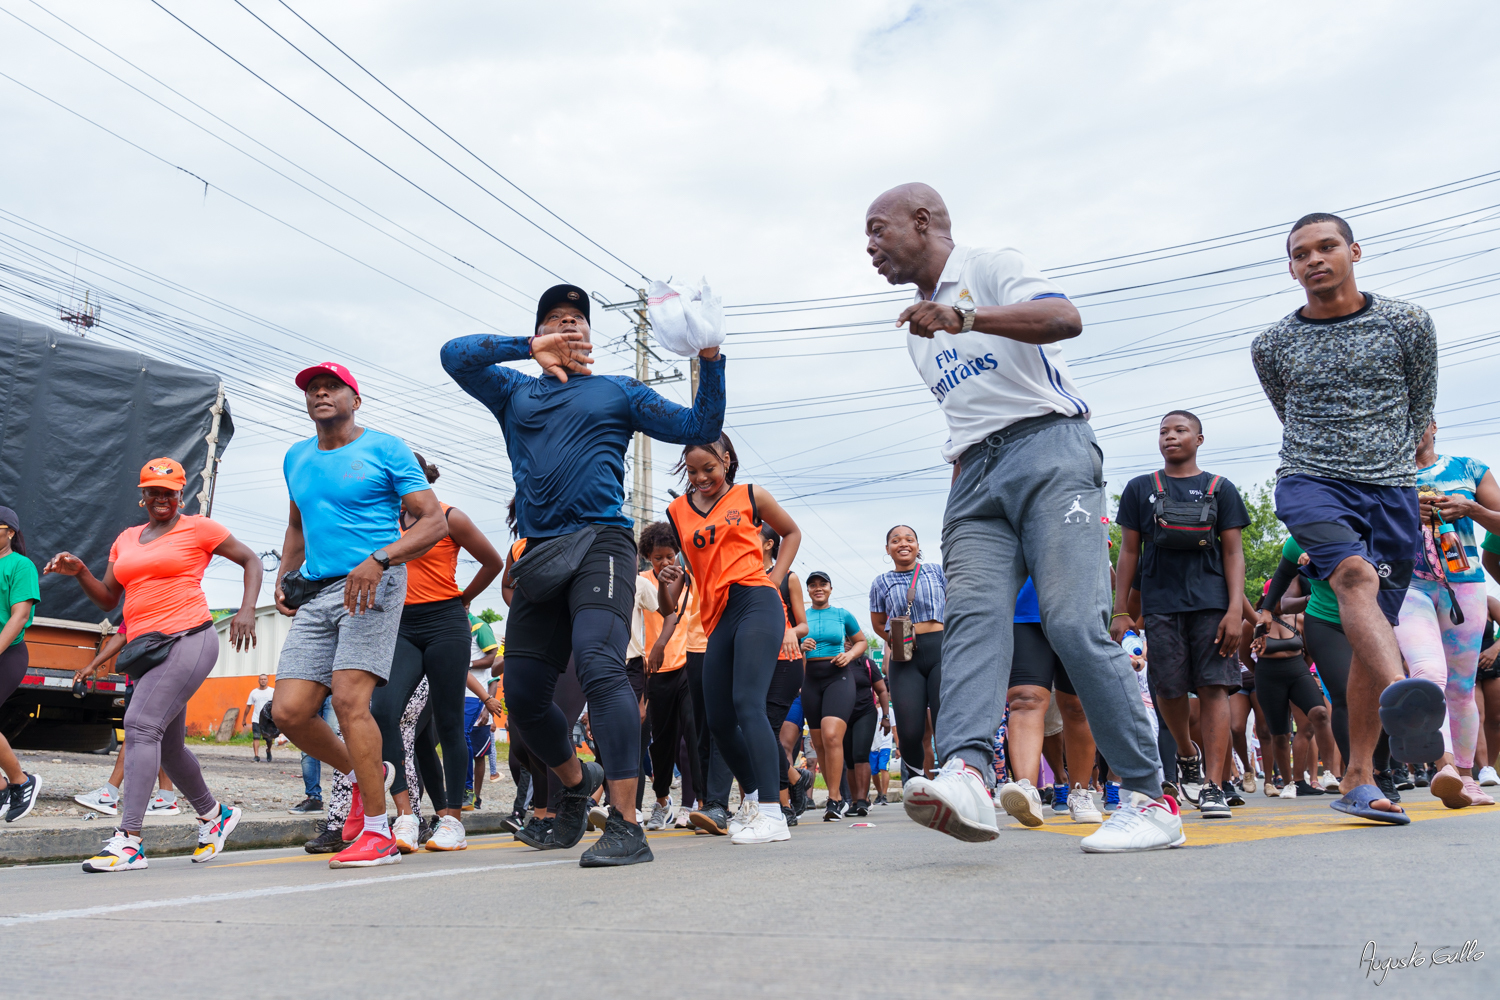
[595,290,684,541]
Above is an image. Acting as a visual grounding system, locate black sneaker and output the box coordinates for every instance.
[783,804,798,827]
[1393,765,1415,790]
[4,773,41,822]
[303,821,347,854]
[551,762,604,849]
[1375,769,1402,804]
[579,808,654,868]
[1198,781,1232,819]
[1415,764,1435,788]
[287,796,324,814]
[1176,753,1205,805]
[823,798,847,822]
[514,815,559,850]
[849,799,870,817]
[1294,779,1325,796]
[265,749,273,762]
[1223,781,1246,807]
[874,793,889,806]
[0,783,10,816]
[689,802,731,835]
[498,812,525,834]
[791,768,814,815]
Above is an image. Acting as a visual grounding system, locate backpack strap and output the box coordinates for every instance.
[1152,470,1168,502]
[1204,474,1222,497]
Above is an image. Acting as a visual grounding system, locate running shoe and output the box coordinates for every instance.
[822,798,848,822]
[588,804,609,831]
[1079,792,1185,853]
[1478,765,1500,787]
[1050,783,1070,815]
[0,783,7,815]
[1241,771,1257,793]
[1175,751,1205,805]
[1319,771,1340,792]
[1069,784,1103,824]
[1374,769,1401,804]
[1279,783,1297,799]
[689,803,731,836]
[551,762,604,850]
[1393,765,1415,790]
[81,831,147,873]
[4,772,41,822]
[192,803,241,863]
[580,808,654,867]
[1223,781,1246,808]
[499,812,525,834]
[998,779,1047,828]
[514,815,559,850]
[1104,781,1121,811]
[676,803,695,828]
[147,794,180,816]
[288,796,324,814]
[1460,775,1496,806]
[875,793,889,806]
[392,813,422,854]
[74,785,121,817]
[342,761,395,842]
[849,799,870,817]
[729,798,756,836]
[1293,780,1324,797]
[1414,766,1431,789]
[646,797,676,831]
[783,804,798,827]
[462,790,476,812]
[304,821,348,854]
[1198,782,1232,819]
[731,801,791,845]
[791,768,815,815]
[1429,764,1467,809]
[330,829,401,868]
[425,815,468,851]
[904,759,1001,842]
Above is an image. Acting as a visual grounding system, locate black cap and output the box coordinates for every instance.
[535,284,590,333]
[806,570,832,586]
[0,506,18,532]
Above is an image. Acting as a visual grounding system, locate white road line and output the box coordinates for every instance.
[0,859,572,926]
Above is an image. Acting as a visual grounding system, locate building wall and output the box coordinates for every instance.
[184,606,292,735]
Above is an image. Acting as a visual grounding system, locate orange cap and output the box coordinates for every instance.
[139,457,186,490]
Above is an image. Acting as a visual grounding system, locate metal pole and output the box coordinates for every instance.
[198,383,226,516]
[632,291,651,540]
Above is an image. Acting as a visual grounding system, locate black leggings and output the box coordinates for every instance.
[1254,653,1323,737]
[412,704,446,811]
[702,584,784,803]
[647,667,703,801]
[0,642,26,705]
[843,707,878,776]
[507,610,638,781]
[803,658,856,724]
[889,630,942,776]
[1301,615,1351,765]
[373,598,471,803]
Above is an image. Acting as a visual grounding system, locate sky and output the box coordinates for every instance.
[3,0,1500,619]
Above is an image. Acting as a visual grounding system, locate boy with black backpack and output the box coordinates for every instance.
[1111,410,1250,819]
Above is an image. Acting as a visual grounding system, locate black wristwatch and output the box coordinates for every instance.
[371,549,392,571]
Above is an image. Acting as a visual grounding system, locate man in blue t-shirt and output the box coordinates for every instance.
[272,361,448,870]
[443,284,725,868]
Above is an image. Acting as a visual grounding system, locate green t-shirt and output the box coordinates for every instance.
[468,614,499,654]
[1482,530,1500,555]
[1281,536,1340,625]
[0,550,41,646]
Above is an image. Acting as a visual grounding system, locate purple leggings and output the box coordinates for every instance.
[121,627,220,832]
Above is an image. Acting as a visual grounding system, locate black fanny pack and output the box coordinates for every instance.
[115,619,215,680]
[510,526,597,604]
[280,568,347,611]
[1149,470,1222,550]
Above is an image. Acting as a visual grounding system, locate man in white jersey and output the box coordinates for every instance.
[864,182,1180,853]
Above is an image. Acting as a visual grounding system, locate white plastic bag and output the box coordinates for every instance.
[646,278,725,357]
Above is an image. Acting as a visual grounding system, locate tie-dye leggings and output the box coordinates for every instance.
[1393,578,1486,768]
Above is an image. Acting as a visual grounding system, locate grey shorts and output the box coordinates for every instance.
[276,567,407,688]
[1143,609,1241,700]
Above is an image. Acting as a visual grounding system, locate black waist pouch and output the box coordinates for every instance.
[511,526,597,604]
[115,619,215,680]
[280,569,347,610]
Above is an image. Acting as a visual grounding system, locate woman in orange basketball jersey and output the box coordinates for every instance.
[660,434,802,845]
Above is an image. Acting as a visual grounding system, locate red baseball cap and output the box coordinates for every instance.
[295,362,360,395]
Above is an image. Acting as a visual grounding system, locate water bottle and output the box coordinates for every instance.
[1435,518,1471,573]
[1120,629,1144,657]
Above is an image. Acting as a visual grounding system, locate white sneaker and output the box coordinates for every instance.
[728,798,756,837]
[1079,792,1185,853]
[731,802,790,844]
[1319,771,1340,792]
[903,759,1000,842]
[1478,766,1500,787]
[81,831,148,873]
[75,785,120,816]
[1280,783,1297,799]
[646,797,675,831]
[1068,784,1103,824]
[588,804,609,831]
[424,815,467,851]
[392,813,421,854]
[146,794,180,816]
[675,801,695,828]
[997,779,1047,828]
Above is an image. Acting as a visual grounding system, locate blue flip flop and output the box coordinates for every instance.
[1379,678,1446,764]
[1331,783,1410,825]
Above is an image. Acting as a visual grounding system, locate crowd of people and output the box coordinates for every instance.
[0,186,1490,875]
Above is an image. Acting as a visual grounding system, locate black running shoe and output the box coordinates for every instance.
[1375,769,1402,804]
[579,808,654,868]
[783,804,798,827]
[874,792,889,806]
[0,783,10,816]
[514,815,559,850]
[287,796,324,814]
[4,773,41,823]
[498,812,525,834]
[303,821,347,854]
[689,802,731,835]
[1175,753,1205,805]
[791,768,815,815]
[551,761,604,850]
[1294,779,1325,796]
[849,799,870,817]
[1393,765,1415,790]
[1198,781,1232,819]
[823,798,847,822]
[1415,764,1435,788]
[1223,781,1246,807]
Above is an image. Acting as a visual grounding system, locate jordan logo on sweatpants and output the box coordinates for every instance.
[1063,495,1091,524]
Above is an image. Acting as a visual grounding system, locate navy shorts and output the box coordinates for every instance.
[1273,474,1418,626]
[785,695,803,729]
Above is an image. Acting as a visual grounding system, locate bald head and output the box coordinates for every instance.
[865,182,955,288]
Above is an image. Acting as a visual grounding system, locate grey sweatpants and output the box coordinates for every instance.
[121,627,220,831]
[939,415,1165,799]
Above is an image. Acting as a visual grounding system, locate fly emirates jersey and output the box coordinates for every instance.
[666,483,775,637]
[909,244,1087,462]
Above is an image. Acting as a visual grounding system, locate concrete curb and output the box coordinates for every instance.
[1,809,519,866]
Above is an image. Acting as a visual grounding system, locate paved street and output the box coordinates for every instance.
[3,793,1496,998]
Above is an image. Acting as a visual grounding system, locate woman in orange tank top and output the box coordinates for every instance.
[370,453,503,853]
[661,433,801,844]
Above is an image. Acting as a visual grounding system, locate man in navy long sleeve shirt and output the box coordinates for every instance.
[441,283,725,866]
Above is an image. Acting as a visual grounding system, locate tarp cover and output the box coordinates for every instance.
[0,311,233,624]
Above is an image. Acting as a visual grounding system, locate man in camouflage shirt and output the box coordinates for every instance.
[1251,212,1443,823]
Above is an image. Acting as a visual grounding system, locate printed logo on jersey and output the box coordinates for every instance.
[725,510,742,526]
[929,347,1000,403]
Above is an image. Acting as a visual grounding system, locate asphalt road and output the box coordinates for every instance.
[2,794,1496,999]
